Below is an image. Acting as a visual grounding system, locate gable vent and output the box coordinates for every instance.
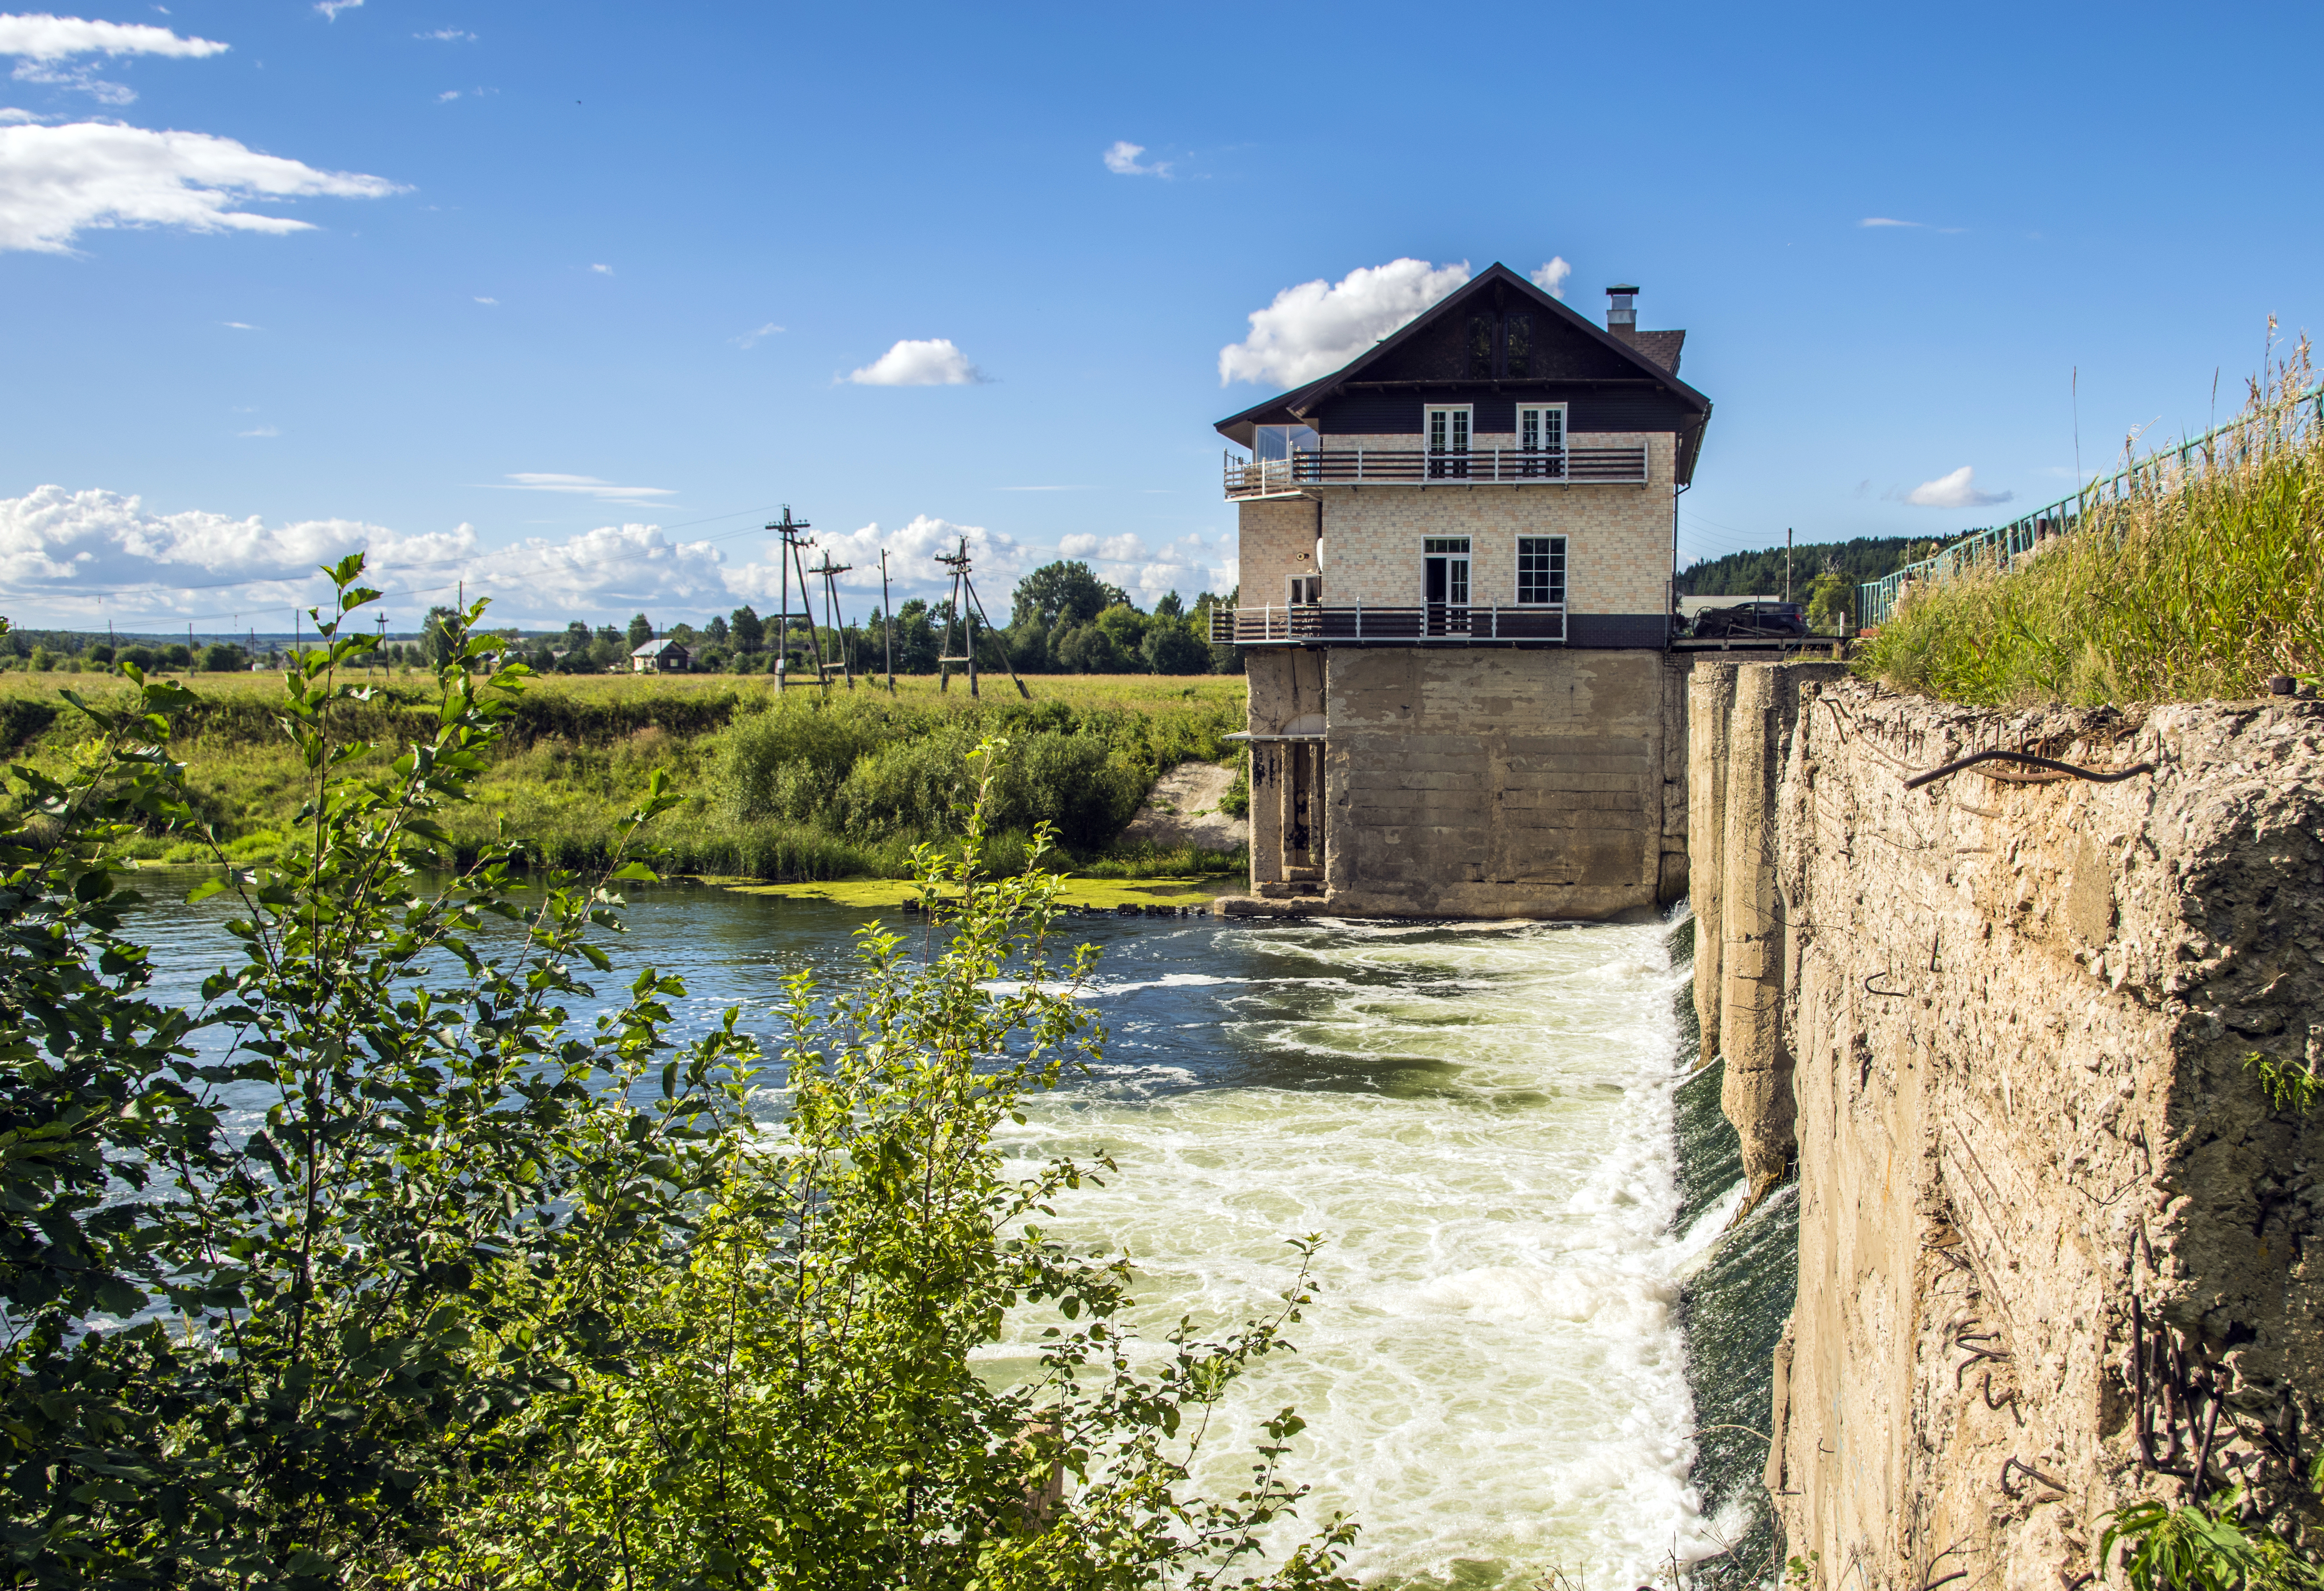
[1606,284,1640,342]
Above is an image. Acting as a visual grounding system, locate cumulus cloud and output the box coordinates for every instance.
[0,13,228,60]
[1045,529,1232,605]
[1529,257,1572,298]
[731,321,782,348]
[1218,257,1470,388]
[0,120,399,253]
[315,0,362,19]
[1901,466,2012,508]
[845,337,986,387]
[1102,140,1168,177]
[487,473,675,504]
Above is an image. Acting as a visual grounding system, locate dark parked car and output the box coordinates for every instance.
[1692,601,1809,639]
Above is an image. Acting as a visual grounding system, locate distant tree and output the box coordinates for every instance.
[423,606,463,667]
[1153,591,1185,620]
[668,622,697,646]
[564,620,593,653]
[626,613,654,650]
[85,644,113,665]
[704,615,730,648]
[1054,623,1124,674]
[730,605,764,654]
[1095,603,1150,669]
[892,599,938,673]
[29,647,52,672]
[200,644,244,673]
[1143,622,1209,675]
[162,643,191,671]
[1010,562,1128,630]
[1806,569,1854,634]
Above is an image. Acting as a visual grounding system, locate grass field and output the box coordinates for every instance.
[0,668,1251,890]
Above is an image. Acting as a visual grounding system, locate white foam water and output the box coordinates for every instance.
[989,915,1720,1588]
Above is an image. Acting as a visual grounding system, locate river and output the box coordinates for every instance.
[128,880,1792,1589]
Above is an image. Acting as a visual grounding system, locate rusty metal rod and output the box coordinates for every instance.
[1904,749,2155,791]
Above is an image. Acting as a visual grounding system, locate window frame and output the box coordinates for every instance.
[1423,405,1473,455]
[1515,403,1567,454]
[1287,574,1321,606]
[1514,534,1568,607]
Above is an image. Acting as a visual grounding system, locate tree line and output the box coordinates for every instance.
[438,562,1242,677]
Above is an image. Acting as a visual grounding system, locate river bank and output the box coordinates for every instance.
[0,669,1250,886]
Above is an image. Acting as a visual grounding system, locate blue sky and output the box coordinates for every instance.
[2,0,2316,632]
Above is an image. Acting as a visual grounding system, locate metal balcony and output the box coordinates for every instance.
[1209,603,1566,646]
[1224,446,1648,500]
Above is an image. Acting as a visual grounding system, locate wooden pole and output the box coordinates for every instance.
[880,549,895,693]
[960,571,1031,700]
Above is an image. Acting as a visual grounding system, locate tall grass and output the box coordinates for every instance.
[0,670,1247,880]
[1859,341,2324,706]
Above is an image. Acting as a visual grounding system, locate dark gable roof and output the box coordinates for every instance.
[1214,262,1711,474]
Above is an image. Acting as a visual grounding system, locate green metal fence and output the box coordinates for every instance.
[1857,380,2324,627]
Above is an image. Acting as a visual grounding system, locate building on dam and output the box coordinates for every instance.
[1212,264,1712,918]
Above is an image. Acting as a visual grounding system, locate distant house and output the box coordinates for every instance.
[630,637,689,674]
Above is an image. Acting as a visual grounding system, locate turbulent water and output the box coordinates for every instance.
[127,881,1791,1588]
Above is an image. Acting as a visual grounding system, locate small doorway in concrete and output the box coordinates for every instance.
[1282,739,1325,880]
[1424,537,1471,636]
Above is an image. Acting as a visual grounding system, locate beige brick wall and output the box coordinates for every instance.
[1234,497,1321,608]
[1307,433,1673,615]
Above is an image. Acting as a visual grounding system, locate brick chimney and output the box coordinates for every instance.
[1605,284,1639,342]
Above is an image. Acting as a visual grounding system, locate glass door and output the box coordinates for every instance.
[1426,405,1470,478]
[1423,537,1471,634]
[1517,405,1565,478]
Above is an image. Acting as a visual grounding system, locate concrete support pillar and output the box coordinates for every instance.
[1720,663,1793,1206]
[1687,661,1737,1058]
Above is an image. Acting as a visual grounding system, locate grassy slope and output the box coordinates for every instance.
[1857,354,2324,705]
[0,671,1250,894]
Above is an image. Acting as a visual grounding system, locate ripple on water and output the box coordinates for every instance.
[996,914,1720,1587]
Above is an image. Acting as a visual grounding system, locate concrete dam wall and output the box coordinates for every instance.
[1690,662,2324,1587]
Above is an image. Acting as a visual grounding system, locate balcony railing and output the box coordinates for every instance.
[1209,603,1566,646]
[1224,446,1648,499]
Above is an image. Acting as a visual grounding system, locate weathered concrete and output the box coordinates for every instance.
[1702,668,2324,1589]
[1687,661,1737,1061]
[1224,648,1694,920]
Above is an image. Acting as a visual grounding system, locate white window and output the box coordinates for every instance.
[1516,536,1567,606]
[1288,575,1321,604]
[1425,405,1472,455]
[1516,405,1565,453]
[1423,537,1471,606]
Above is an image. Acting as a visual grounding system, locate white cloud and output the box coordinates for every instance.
[437,88,459,101]
[1057,533,1098,557]
[237,424,277,437]
[1046,529,1232,604]
[723,515,1028,603]
[416,27,474,40]
[1902,466,2013,508]
[731,321,782,348]
[1529,257,1572,299]
[473,295,495,304]
[315,0,362,19]
[0,482,484,623]
[0,14,228,60]
[0,107,38,122]
[11,63,132,103]
[589,261,611,274]
[844,337,986,386]
[1860,217,1921,228]
[220,319,256,329]
[1098,533,1144,561]
[488,473,674,504]
[1218,257,1470,388]
[1102,139,1169,177]
[0,120,399,253]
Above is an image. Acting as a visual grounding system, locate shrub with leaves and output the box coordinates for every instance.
[432,744,1356,1590]
[0,564,751,1585]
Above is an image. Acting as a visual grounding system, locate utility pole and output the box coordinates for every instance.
[1785,527,1794,604]
[879,549,896,694]
[377,611,388,673]
[765,506,815,690]
[810,552,855,691]
[933,536,1030,700]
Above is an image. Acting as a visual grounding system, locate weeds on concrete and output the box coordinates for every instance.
[1858,338,2324,706]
